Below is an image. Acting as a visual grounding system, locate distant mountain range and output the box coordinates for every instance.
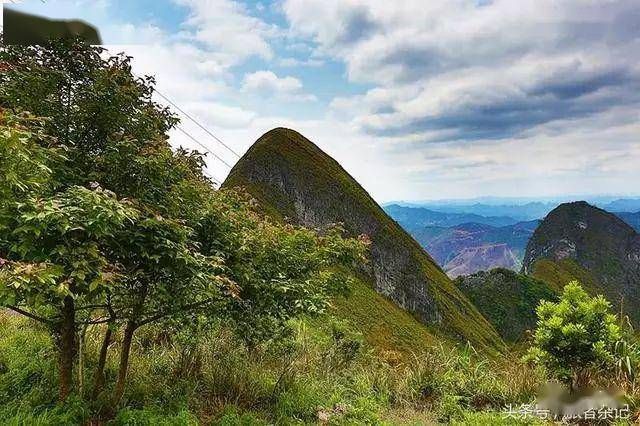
[615,211,640,232]
[408,221,540,277]
[383,204,519,229]
[385,200,640,276]
[385,197,640,221]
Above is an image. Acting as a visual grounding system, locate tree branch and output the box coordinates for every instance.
[137,298,216,327]
[84,317,112,325]
[75,304,108,311]
[6,305,55,325]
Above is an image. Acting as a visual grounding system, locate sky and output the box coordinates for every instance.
[5,0,640,202]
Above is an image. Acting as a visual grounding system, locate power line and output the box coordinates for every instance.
[100,47,235,184]
[102,47,241,162]
[175,125,234,169]
[154,89,241,159]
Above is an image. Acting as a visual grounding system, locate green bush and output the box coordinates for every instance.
[525,281,622,388]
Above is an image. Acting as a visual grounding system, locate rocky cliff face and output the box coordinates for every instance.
[523,201,640,324]
[223,128,503,350]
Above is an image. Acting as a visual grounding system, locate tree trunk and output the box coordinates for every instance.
[78,324,88,397]
[113,321,135,404]
[91,326,112,400]
[58,295,76,402]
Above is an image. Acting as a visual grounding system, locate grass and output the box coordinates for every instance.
[530,259,598,295]
[0,309,545,425]
[329,273,438,356]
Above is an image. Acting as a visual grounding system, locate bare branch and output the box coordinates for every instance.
[6,305,56,325]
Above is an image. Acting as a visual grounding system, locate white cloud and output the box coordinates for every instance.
[12,0,640,200]
[284,0,640,142]
[173,0,277,62]
[279,57,324,67]
[241,70,317,101]
[118,0,640,201]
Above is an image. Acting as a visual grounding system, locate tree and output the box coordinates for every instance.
[0,185,137,400]
[101,191,368,403]
[195,190,369,344]
[104,214,231,403]
[0,40,370,409]
[0,39,218,403]
[0,39,178,189]
[0,113,63,210]
[525,281,622,390]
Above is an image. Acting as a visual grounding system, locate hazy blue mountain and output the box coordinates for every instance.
[616,211,640,232]
[384,196,640,221]
[416,202,555,221]
[601,199,640,213]
[383,204,519,229]
[407,220,539,276]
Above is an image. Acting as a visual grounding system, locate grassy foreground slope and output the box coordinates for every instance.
[0,310,540,425]
[223,128,504,352]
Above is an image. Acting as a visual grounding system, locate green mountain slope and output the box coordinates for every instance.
[223,128,504,352]
[455,268,557,342]
[523,201,640,325]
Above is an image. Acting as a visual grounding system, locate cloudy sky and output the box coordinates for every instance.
[6,0,640,202]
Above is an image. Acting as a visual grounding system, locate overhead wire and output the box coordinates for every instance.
[153,89,241,159]
[102,47,240,184]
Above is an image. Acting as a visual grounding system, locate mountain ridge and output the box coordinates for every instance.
[523,201,640,325]
[383,204,519,229]
[223,127,504,351]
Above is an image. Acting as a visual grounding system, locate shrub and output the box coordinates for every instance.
[525,281,622,389]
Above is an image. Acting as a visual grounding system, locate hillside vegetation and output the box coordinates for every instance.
[455,269,557,342]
